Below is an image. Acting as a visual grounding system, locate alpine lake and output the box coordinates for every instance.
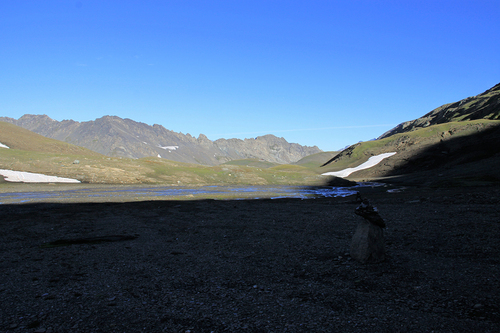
[0,183,383,205]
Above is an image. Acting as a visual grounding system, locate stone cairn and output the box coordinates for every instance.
[350,196,386,263]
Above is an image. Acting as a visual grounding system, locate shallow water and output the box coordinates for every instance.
[0,183,382,205]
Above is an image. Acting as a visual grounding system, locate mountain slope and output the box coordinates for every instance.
[321,82,500,185]
[379,82,500,139]
[0,121,102,156]
[0,115,321,165]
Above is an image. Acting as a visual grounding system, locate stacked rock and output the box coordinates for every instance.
[350,199,386,263]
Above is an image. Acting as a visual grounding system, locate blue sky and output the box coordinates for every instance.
[1,0,499,151]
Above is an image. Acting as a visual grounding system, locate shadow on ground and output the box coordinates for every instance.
[1,187,500,332]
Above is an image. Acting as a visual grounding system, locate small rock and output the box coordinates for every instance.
[355,200,386,228]
[474,303,484,309]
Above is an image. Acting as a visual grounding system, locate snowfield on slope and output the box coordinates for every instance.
[322,152,397,178]
[159,145,179,150]
[0,142,9,149]
[0,169,80,183]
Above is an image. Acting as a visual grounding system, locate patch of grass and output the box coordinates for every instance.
[269,164,307,171]
[294,151,339,169]
[223,159,278,168]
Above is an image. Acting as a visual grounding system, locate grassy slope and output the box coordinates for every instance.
[294,151,339,170]
[0,121,102,156]
[222,159,279,168]
[0,122,325,185]
[319,119,500,174]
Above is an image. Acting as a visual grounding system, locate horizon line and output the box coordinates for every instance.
[212,124,396,137]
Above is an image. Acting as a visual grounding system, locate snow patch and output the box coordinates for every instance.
[157,154,161,158]
[159,145,179,150]
[322,152,397,178]
[0,142,9,149]
[0,169,80,183]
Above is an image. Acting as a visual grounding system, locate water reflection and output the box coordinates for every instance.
[0,183,382,204]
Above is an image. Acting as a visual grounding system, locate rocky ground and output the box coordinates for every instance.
[0,184,499,332]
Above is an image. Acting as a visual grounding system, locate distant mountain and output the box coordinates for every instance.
[0,121,327,185]
[321,82,500,185]
[0,115,321,165]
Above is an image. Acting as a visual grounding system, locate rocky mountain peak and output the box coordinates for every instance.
[197,134,212,144]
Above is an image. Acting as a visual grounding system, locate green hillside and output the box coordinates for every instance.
[294,151,339,169]
[0,122,326,186]
[0,121,102,156]
[222,159,279,168]
[320,119,500,184]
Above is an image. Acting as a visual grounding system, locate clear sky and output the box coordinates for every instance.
[1,1,499,151]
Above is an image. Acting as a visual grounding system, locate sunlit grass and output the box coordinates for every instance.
[320,119,500,173]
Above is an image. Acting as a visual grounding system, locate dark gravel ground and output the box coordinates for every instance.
[1,184,499,332]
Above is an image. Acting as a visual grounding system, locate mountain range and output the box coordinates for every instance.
[0,115,321,165]
[0,120,333,185]
[1,82,499,186]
